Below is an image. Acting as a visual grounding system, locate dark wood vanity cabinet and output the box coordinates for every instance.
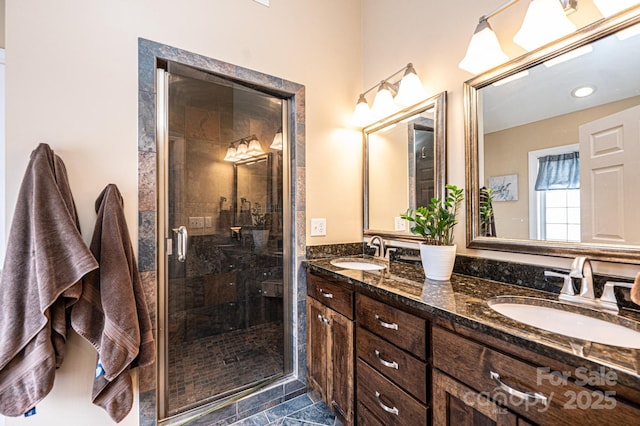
[355,293,429,425]
[431,326,640,426]
[306,272,354,425]
[433,368,534,426]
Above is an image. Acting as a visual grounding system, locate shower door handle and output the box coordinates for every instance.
[172,226,188,262]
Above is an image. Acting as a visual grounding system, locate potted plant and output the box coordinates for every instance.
[401,184,464,280]
[251,203,270,250]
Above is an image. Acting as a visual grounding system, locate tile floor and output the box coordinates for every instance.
[168,321,285,415]
[230,393,342,426]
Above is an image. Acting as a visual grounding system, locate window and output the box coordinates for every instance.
[528,144,580,242]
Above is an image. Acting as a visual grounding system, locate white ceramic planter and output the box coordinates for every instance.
[419,243,457,281]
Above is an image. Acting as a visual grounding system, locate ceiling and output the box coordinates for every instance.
[482,23,640,133]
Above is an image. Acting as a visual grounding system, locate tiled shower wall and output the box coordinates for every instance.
[137,38,306,425]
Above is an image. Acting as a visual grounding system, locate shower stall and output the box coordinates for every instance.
[155,62,292,419]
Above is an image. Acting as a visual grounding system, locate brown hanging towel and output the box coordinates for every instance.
[0,143,98,416]
[70,184,154,423]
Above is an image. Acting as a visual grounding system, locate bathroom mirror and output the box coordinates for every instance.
[465,7,640,263]
[364,91,446,239]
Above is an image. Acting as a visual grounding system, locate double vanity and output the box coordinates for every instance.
[319,7,640,426]
[304,255,640,425]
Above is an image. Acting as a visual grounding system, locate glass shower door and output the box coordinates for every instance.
[157,64,289,419]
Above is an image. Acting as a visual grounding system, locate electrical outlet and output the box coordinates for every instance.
[189,216,204,228]
[394,216,407,232]
[204,216,213,227]
[310,218,327,237]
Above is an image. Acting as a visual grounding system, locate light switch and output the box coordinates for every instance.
[310,218,327,236]
[394,216,407,232]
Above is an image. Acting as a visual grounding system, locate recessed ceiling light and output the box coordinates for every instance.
[572,86,596,98]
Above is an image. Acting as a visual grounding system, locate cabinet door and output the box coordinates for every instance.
[433,369,520,426]
[306,296,327,398]
[327,309,354,424]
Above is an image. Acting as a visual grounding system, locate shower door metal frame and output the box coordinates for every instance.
[155,66,294,422]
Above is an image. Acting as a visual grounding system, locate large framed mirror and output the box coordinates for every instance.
[364,91,446,239]
[465,6,640,264]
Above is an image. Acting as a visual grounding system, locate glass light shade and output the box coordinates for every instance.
[513,0,577,51]
[270,130,283,150]
[593,0,638,17]
[370,82,398,121]
[246,138,264,156]
[351,94,372,127]
[236,141,249,159]
[223,146,237,162]
[394,65,426,107]
[459,20,509,74]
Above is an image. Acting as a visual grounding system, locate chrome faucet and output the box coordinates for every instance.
[368,235,386,258]
[569,256,595,300]
[367,235,395,261]
[546,256,634,315]
[547,256,598,309]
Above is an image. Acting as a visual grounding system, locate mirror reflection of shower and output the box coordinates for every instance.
[157,61,291,420]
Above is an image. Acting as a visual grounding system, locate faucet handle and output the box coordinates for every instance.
[599,281,634,314]
[544,270,574,296]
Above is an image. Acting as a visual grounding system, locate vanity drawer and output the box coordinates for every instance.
[433,326,639,425]
[307,272,354,319]
[356,294,426,359]
[357,326,428,404]
[356,401,385,426]
[357,359,428,425]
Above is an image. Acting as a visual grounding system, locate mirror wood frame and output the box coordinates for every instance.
[364,91,447,240]
[464,6,640,264]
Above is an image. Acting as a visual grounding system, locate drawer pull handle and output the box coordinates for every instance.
[375,391,399,416]
[374,350,399,369]
[374,314,398,330]
[317,314,329,325]
[319,289,334,299]
[490,371,548,406]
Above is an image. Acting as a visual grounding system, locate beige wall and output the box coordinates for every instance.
[4,0,361,424]
[4,0,640,425]
[485,95,640,239]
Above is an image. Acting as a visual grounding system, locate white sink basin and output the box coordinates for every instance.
[330,259,386,271]
[488,296,640,349]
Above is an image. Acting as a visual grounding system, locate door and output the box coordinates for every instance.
[306,296,327,398]
[157,64,290,418]
[579,105,640,244]
[327,308,354,423]
[432,369,524,426]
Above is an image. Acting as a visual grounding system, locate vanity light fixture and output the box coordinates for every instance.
[351,63,426,127]
[514,0,577,51]
[223,135,264,162]
[270,127,283,150]
[370,81,398,121]
[459,0,578,75]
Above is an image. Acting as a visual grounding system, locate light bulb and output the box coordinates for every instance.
[351,94,372,127]
[395,64,426,107]
[370,82,398,121]
[514,0,576,51]
[459,19,509,74]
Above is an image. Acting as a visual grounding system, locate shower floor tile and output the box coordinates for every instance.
[168,321,284,415]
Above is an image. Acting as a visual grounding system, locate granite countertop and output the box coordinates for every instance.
[305,256,640,392]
